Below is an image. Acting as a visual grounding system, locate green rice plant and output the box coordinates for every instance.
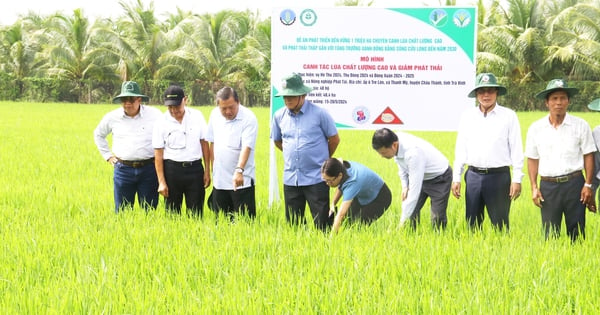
[1,102,599,314]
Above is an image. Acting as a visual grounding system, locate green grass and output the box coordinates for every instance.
[1,102,600,313]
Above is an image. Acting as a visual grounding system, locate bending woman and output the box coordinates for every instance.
[321,158,392,233]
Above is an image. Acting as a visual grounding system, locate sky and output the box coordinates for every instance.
[1,0,480,26]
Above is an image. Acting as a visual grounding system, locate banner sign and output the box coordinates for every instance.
[271,7,477,131]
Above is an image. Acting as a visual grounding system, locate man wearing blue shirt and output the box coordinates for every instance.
[271,73,340,231]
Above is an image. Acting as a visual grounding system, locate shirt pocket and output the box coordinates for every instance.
[225,129,242,149]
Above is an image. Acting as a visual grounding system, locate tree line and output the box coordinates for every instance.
[0,0,599,110]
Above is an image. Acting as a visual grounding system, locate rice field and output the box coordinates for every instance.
[1,102,599,314]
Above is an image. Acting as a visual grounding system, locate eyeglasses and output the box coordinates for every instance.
[322,173,340,184]
[121,96,138,104]
[167,130,187,150]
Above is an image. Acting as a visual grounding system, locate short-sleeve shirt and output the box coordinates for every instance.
[270,101,338,186]
[339,161,384,205]
[152,106,208,162]
[525,113,596,176]
[206,104,258,190]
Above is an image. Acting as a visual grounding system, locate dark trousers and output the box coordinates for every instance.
[411,167,452,229]
[348,183,392,224]
[464,169,511,230]
[540,176,586,241]
[164,160,205,217]
[284,182,331,231]
[113,162,158,213]
[212,183,256,221]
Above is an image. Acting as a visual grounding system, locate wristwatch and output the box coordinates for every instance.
[584,183,593,189]
[235,167,244,174]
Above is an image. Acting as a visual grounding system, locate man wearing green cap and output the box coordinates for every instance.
[94,81,162,213]
[525,79,596,241]
[452,73,524,231]
[271,72,340,231]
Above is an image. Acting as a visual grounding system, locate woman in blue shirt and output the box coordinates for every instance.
[321,158,392,233]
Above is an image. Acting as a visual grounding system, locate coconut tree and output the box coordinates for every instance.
[476,0,547,82]
[0,21,44,99]
[236,17,271,106]
[544,0,600,80]
[158,10,258,103]
[111,0,170,90]
[42,9,120,103]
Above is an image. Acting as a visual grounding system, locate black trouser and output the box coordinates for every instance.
[464,167,511,231]
[163,159,205,217]
[540,175,586,241]
[284,182,331,231]
[347,183,392,224]
[211,182,256,221]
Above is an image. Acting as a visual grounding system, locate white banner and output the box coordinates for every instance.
[271,7,477,131]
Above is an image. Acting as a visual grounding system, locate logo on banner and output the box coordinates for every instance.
[429,9,448,28]
[279,9,296,26]
[453,9,472,28]
[300,9,317,26]
[372,107,403,124]
[352,106,370,124]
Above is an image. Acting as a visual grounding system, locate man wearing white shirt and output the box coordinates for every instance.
[153,85,211,217]
[372,128,452,229]
[94,81,162,213]
[452,73,524,231]
[526,79,595,241]
[206,87,258,220]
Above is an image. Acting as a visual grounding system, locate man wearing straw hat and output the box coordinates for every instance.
[94,81,162,213]
[452,73,524,231]
[525,79,596,241]
[271,72,340,231]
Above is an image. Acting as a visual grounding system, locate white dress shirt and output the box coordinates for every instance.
[206,105,258,190]
[525,114,596,176]
[394,131,449,224]
[94,105,162,161]
[152,106,208,162]
[453,104,524,182]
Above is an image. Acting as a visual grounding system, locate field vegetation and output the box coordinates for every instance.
[1,102,599,313]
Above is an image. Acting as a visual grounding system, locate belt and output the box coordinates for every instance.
[117,158,154,168]
[468,166,510,174]
[165,159,202,168]
[540,171,582,183]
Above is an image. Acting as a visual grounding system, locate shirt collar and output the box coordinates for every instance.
[286,100,308,116]
[477,103,499,116]
[122,105,144,118]
[395,143,406,159]
[230,105,245,121]
[545,113,573,127]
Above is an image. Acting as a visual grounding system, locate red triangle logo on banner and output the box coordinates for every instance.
[372,107,403,124]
